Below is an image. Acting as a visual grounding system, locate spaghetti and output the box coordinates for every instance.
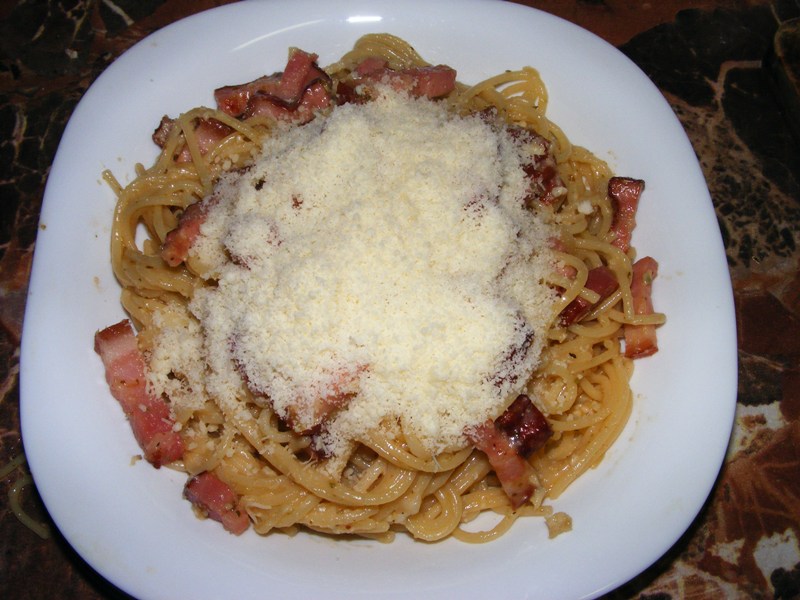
[98,34,664,543]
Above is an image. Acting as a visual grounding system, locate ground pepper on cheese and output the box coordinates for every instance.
[147,88,558,459]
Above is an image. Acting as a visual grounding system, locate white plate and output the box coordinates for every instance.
[20,1,737,598]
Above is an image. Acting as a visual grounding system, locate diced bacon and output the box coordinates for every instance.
[624,256,659,358]
[559,265,620,326]
[608,177,645,253]
[213,49,332,121]
[152,116,234,163]
[493,395,552,459]
[152,115,175,148]
[355,57,389,76]
[403,65,458,98]
[353,60,457,99]
[276,49,327,103]
[240,91,294,121]
[334,80,364,106]
[184,472,250,535]
[527,157,562,206]
[161,195,219,267]
[473,113,564,207]
[298,80,333,114]
[94,320,184,468]
[469,420,537,510]
[215,74,281,117]
[184,118,234,160]
[468,395,551,509]
[508,127,565,207]
[243,81,331,124]
[548,236,568,252]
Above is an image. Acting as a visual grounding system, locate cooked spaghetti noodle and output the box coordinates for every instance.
[100,34,664,543]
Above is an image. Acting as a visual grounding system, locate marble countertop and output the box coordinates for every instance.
[1,1,798,598]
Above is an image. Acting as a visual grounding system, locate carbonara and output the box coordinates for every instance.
[94,34,664,543]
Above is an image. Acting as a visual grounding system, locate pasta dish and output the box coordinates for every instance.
[94,34,664,543]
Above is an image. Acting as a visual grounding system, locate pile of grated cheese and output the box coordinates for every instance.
[149,88,558,458]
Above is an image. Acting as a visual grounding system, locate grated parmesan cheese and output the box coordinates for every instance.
[145,300,208,411]
[160,88,558,457]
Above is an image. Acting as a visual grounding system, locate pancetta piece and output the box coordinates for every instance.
[184,472,250,535]
[152,116,234,163]
[469,395,552,509]
[242,80,331,124]
[214,49,332,122]
[624,256,659,358]
[608,177,645,253]
[559,265,620,326]
[507,126,566,207]
[493,394,553,459]
[160,194,219,267]
[350,58,457,99]
[94,320,184,467]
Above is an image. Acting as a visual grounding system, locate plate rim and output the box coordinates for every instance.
[20,1,738,599]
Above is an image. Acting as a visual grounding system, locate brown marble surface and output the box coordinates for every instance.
[1,1,799,598]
